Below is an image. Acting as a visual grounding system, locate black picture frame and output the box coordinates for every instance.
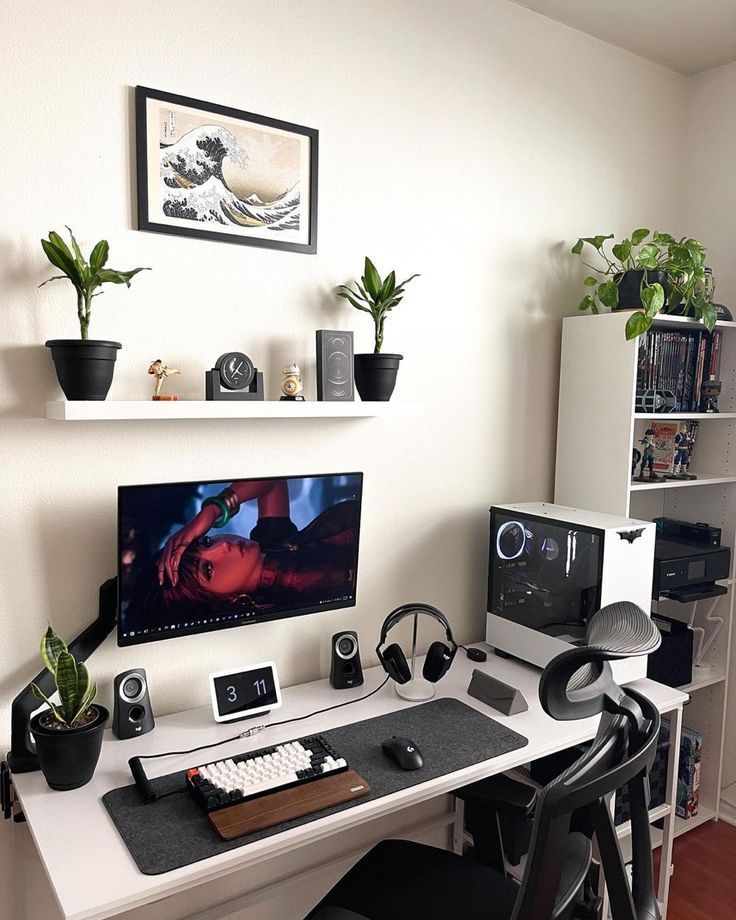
[135,85,318,254]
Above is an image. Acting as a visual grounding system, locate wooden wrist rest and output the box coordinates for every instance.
[209,770,372,841]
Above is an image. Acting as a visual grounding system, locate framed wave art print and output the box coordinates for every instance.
[135,86,318,254]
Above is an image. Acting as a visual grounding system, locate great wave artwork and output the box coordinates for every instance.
[136,87,318,254]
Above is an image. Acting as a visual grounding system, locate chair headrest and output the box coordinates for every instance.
[540,602,660,725]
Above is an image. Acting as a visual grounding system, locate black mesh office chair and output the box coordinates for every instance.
[305,602,662,920]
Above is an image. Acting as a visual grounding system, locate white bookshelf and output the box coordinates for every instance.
[45,400,423,421]
[555,311,735,836]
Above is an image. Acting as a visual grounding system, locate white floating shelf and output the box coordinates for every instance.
[46,400,423,421]
[630,473,736,491]
[634,412,736,421]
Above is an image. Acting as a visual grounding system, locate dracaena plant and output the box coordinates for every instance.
[31,626,97,728]
[40,227,148,340]
[572,230,716,340]
[337,257,419,353]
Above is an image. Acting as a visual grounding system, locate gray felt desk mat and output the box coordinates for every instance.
[102,697,528,875]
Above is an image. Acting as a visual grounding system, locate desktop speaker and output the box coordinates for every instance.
[113,668,155,740]
[316,330,354,401]
[330,631,364,689]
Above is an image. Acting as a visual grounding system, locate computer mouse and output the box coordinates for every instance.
[381,736,424,770]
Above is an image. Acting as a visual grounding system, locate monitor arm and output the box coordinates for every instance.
[5,578,117,777]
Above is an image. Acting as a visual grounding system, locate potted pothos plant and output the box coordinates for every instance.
[41,228,148,399]
[337,257,419,401]
[572,229,716,340]
[30,626,108,791]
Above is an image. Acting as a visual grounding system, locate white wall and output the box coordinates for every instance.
[684,62,736,790]
[0,1,689,915]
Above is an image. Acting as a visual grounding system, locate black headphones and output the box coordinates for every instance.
[376,603,458,685]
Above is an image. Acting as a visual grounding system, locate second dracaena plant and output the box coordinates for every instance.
[40,228,148,340]
[337,257,419,353]
[31,626,97,727]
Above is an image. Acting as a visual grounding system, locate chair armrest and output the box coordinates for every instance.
[455,773,537,818]
[552,832,593,920]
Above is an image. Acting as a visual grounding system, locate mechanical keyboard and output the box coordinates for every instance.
[186,734,351,814]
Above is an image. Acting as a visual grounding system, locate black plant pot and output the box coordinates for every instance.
[31,705,108,791]
[614,270,670,310]
[354,353,403,401]
[45,340,121,400]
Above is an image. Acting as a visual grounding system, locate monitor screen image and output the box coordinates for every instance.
[118,472,363,646]
[488,509,603,644]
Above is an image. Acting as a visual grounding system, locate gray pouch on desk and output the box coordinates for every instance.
[467,668,529,716]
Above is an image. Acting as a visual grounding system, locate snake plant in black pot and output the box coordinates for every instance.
[30,626,108,790]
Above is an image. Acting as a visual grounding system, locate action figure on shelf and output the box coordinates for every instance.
[636,429,665,482]
[663,422,697,480]
[148,359,182,400]
[700,377,721,414]
[632,448,641,479]
[280,363,304,401]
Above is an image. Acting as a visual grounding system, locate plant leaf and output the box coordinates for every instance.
[41,238,80,286]
[74,662,90,712]
[581,234,614,251]
[612,239,632,263]
[93,267,148,287]
[583,276,598,286]
[55,650,79,724]
[641,283,665,318]
[631,228,650,246]
[571,239,584,255]
[31,682,66,724]
[72,681,97,725]
[625,311,652,340]
[363,258,382,299]
[38,275,69,288]
[394,273,420,291]
[578,294,596,312]
[89,239,109,273]
[379,270,396,302]
[700,302,718,332]
[40,625,67,675]
[598,279,619,309]
[65,226,90,282]
[337,291,372,313]
[637,244,661,270]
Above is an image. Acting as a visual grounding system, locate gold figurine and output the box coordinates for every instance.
[148,359,181,400]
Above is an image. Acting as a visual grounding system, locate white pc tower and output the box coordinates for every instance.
[486,502,655,683]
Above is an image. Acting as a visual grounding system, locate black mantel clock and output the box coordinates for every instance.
[205,352,264,401]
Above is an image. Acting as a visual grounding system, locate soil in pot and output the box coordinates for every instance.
[31,704,109,791]
[45,340,121,400]
[354,353,402,401]
[614,271,670,310]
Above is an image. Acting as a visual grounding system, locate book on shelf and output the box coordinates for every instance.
[649,421,679,472]
[636,328,722,412]
[676,725,702,820]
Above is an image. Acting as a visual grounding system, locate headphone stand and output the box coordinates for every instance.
[394,612,436,702]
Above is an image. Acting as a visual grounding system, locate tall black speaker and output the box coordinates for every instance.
[330,631,364,689]
[113,668,155,740]
[316,330,354,401]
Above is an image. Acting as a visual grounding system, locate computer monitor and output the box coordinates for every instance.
[118,472,363,646]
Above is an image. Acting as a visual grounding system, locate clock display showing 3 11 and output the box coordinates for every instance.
[208,661,282,723]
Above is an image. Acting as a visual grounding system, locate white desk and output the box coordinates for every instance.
[10,649,687,920]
